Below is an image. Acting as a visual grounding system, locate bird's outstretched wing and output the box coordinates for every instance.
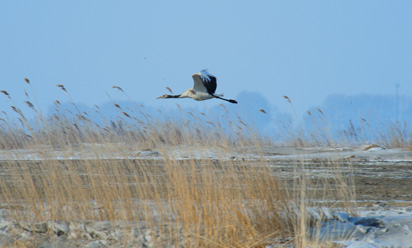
[192,69,217,95]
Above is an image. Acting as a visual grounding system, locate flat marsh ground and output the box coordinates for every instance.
[1,85,411,247]
[1,143,412,247]
[0,143,354,247]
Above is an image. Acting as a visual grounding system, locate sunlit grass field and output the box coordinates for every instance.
[0,82,408,247]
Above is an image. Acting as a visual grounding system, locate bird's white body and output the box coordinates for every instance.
[179,89,214,101]
[157,69,237,104]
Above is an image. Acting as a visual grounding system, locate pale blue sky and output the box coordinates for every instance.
[1,1,412,118]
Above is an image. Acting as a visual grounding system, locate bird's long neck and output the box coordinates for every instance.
[165,94,181,98]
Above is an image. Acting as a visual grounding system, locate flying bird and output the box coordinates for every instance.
[157,70,238,104]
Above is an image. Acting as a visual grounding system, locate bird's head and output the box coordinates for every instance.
[157,94,170,99]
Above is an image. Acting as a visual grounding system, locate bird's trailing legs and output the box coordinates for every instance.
[213,95,238,104]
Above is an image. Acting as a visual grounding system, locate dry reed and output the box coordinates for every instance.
[0,84,361,247]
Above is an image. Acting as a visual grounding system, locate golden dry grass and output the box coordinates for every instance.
[0,85,358,247]
[0,122,354,247]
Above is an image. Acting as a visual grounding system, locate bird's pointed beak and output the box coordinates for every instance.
[157,95,166,99]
